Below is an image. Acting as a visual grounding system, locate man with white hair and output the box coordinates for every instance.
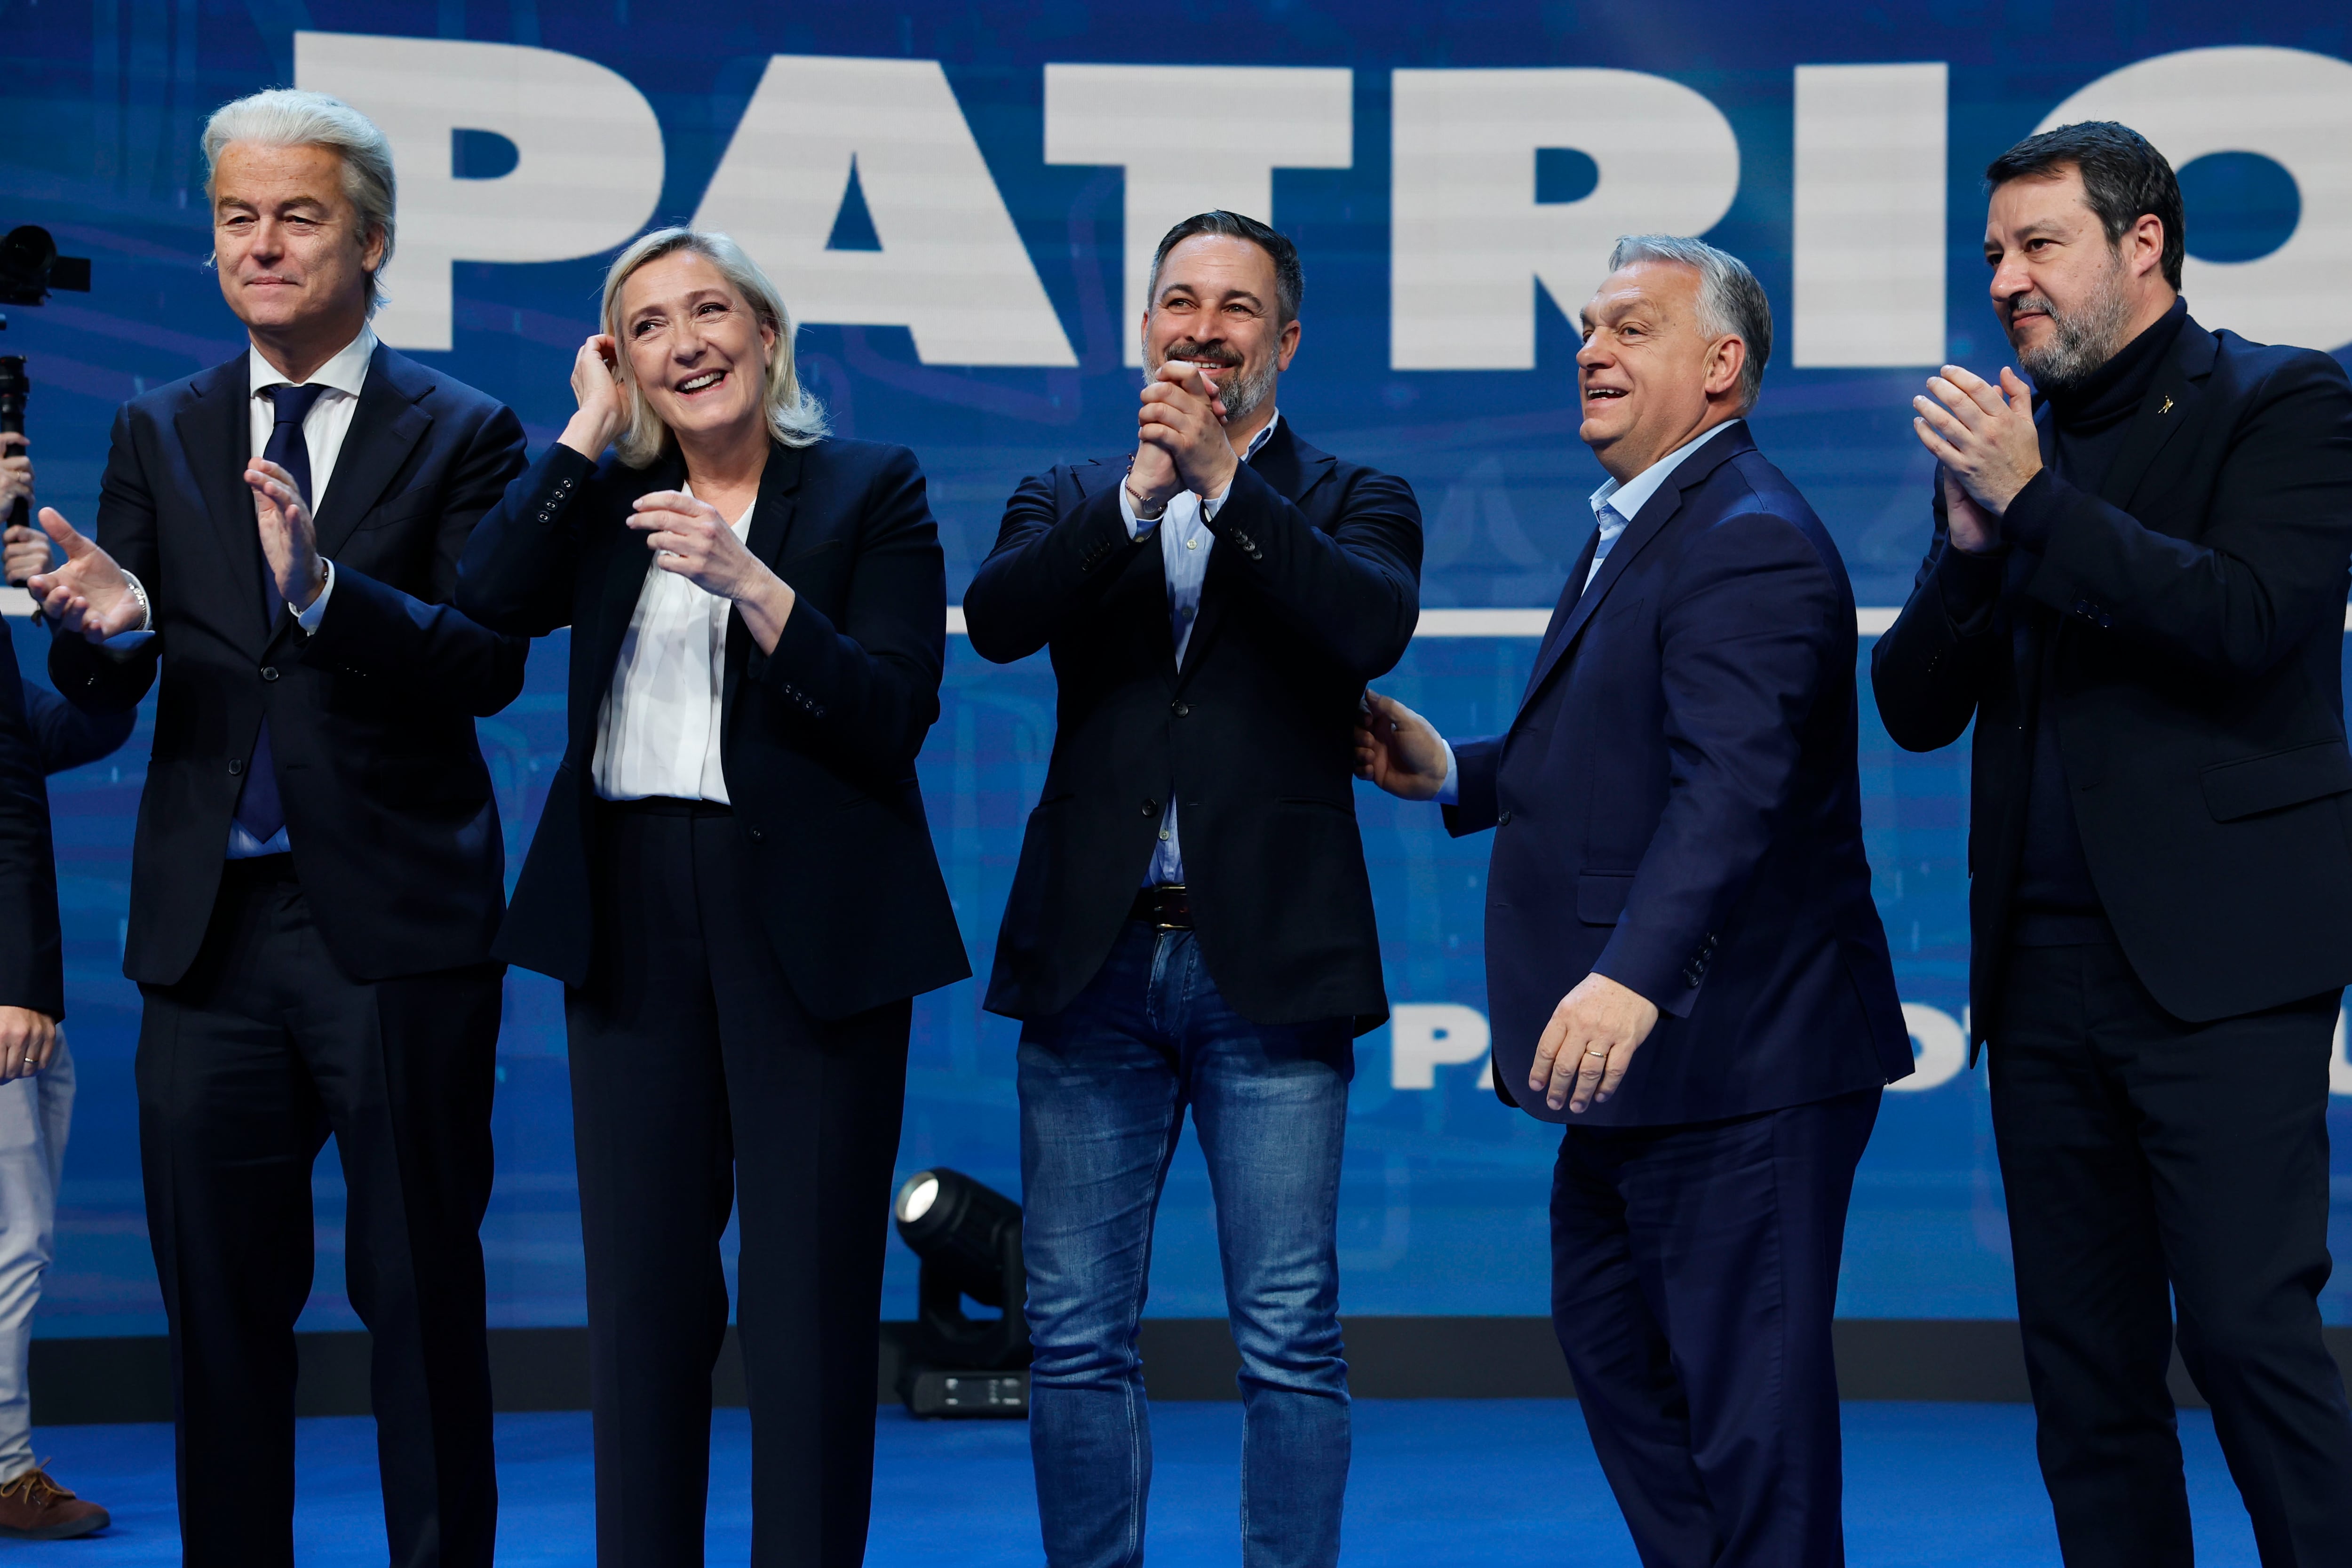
[1358,236,1910,1563]
[27,89,525,1568]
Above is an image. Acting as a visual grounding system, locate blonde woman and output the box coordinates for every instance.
[458,228,968,1567]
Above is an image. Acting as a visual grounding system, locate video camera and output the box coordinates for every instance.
[0,225,94,585]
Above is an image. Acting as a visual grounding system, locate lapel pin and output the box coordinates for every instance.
[2158,395,2174,415]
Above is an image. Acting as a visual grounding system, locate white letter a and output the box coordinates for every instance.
[696,56,1076,367]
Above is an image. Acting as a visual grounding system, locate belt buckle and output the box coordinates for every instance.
[1149,883,1188,931]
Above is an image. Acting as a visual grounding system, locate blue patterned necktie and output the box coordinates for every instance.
[1584,501,1629,590]
[234,382,327,846]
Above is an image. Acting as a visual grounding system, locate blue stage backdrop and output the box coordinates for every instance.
[6,1,2352,1337]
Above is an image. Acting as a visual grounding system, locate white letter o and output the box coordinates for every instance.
[2040,46,2352,351]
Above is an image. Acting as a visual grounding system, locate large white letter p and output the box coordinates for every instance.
[296,32,666,352]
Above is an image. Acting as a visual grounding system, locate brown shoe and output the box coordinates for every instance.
[0,1464,109,1539]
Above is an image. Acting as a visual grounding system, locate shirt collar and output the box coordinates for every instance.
[1589,416,1742,528]
[1240,408,1280,462]
[249,326,376,400]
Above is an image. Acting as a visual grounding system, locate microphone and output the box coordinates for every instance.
[0,354,29,587]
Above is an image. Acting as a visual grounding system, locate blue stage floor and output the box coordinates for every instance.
[3,1400,2260,1564]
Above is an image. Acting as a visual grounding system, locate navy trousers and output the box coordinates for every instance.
[1549,1086,1880,1568]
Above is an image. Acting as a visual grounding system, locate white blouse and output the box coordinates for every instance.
[591,490,755,804]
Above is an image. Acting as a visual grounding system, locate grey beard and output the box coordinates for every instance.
[1209,355,1275,422]
[2010,261,2135,394]
[1145,352,1276,425]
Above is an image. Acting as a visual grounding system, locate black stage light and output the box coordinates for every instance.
[891,1168,1029,1419]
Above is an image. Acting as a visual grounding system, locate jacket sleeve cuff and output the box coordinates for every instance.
[1593,923,1710,1021]
[1118,474,1165,538]
[1933,541,2007,632]
[293,560,335,634]
[2000,469,2066,552]
[747,590,840,716]
[1440,736,1502,836]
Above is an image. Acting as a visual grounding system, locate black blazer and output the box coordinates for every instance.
[1447,424,1911,1126]
[455,437,969,1019]
[1873,317,2352,1039]
[53,346,529,987]
[0,651,141,1021]
[964,420,1422,1032]
[0,634,65,1019]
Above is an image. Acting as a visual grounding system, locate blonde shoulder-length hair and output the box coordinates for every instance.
[600,227,828,468]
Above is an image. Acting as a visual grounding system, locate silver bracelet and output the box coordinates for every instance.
[121,571,152,631]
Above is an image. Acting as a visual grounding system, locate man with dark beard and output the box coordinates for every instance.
[1875,121,2352,1566]
[964,210,1421,1568]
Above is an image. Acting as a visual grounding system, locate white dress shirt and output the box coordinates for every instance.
[593,490,757,804]
[1118,412,1282,886]
[1433,419,1743,804]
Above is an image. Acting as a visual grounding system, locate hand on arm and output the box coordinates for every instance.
[26,509,146,642]
[1530,973,1660,1114]
[0,1007,56,1083]
[1354,691,1451,801]
[1913,364,2040,527]
[628,492,797,653]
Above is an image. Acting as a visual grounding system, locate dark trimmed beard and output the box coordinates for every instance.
[2006,251,2136,394]
[1149,339,1277,425]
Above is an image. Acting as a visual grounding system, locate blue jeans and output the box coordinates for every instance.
[1019,920,1353,1568]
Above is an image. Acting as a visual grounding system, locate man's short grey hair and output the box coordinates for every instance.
[600,227,829,467]
[1606,235,1773,414]
[203,89,397,315]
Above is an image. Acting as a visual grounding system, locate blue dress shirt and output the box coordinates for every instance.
[1117,412,1283,884]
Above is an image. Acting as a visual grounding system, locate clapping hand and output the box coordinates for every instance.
[1912,363,2040,547]
[26,509,144,643]
[1136,361,1238,506]
[246,457,326,612]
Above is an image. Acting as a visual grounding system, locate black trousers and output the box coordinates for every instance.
[1549,1087,1880,1568]
[136,855,501,1568]
[1993,939,2352,1568]
[567,800,910,1568]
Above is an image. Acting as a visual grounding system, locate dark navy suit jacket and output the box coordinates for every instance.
[458,437,969,1019]
[1446,422,1912,1126]
[53,345,528,987]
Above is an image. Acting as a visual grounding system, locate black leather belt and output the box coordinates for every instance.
[605,795,733,819]
[1131,883,1192,930]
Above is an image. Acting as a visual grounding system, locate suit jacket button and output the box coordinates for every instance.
[748,827,766,844]
[1496,810,1512,826]
[1171,701,1189,716]
[228,758,244,776]
[260,666,280,682]
[1141,798,1159,816]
